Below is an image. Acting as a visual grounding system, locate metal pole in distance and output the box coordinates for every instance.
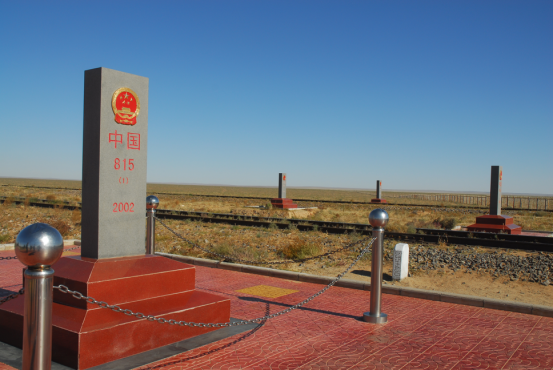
[363,208,389,324]
[14,223,64,370]
[146,195,160,254]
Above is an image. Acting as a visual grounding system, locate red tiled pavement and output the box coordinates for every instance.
[1,249,552,369]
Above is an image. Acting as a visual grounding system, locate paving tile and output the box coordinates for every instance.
[1,252,551,370]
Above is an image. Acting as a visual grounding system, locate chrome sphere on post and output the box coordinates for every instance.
[146,195,159,254]
[368,208,389,229]
[146,195,159,210]
[15,223,64,269]
[15,223,64,370]
[363,208,389,324]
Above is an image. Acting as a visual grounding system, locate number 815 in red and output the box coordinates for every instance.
[114,158,134,171]
[113,202,134,213]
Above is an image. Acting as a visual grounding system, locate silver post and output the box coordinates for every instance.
[146,195,159,254]
[363,208,389,324]
[15,223,64,370]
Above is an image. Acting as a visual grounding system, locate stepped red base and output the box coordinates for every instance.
[0,254,230,369]
[271,198,298,209]
[371,198,388,204]
[466,215,522,235]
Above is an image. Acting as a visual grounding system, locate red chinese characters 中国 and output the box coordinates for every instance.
[127,133,140,150]
[108,131,140,151]
[109,130,123,149]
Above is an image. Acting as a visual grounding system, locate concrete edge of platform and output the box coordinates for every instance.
[156,252,553,318]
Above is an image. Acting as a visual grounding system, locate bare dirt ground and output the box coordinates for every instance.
[1,182,552,308]
[152,219,553,307]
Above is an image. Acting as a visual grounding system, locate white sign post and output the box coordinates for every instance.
[392,243,409,281]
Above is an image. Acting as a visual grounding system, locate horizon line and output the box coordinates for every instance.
[1,177,551,197]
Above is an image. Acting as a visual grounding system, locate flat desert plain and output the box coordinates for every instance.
[1,178,552,307]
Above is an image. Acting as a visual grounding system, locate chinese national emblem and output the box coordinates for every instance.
[112,88,140,125]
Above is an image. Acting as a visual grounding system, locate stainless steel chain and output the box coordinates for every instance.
[0,245,80,262]
[54,237,375,327]
[0,245,80,305]
[0,288,24,306]
[156,217,370,265]
[0,256,18,261]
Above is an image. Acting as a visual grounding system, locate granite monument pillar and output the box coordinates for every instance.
[489,166,502,216]
[81,68,149,259]
[467,166,521,234]
[271,173,298,209]
[278,173,286,199]
[371,180,387,204]
[0,68,231,369]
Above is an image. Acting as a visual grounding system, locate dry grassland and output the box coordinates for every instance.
[158,195,553,232]
[0,202,82,243]
[6,177,549,207]
[151,218,553,307]
[1,180,553,308]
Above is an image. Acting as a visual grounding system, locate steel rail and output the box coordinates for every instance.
[2,189,550,212]
[1,196,552,251]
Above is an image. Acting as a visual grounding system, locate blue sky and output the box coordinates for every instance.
[0,1,551,194]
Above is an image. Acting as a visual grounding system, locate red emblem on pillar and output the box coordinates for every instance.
[500,171,502,181]
[112,88,140,125]
[283,175,286,181]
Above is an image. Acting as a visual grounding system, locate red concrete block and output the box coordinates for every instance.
[467,215,522,235]
[0,255,231,369]
[370,198,388,204]
[270,198,298,209]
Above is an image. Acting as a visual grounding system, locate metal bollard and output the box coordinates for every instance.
[363,208,389,324]
[146,195,159,254]
[15,223,64,370]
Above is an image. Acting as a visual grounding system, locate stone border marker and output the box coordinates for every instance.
[81,67,149,259]
[271,173,297,209]
[371,180,387,203]
[278,173,286,199]
[467,166,521,234]
[490,165,502,216]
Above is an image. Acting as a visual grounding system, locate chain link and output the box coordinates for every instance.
[0,288,24,306]
[0,256,18,261]
[54,237,375,327]
[156,217,370,265]
[0,245,80,262]
[0,246,80,305]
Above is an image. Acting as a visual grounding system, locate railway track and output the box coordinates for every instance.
[2,196,552,252]
[2,185,550,212]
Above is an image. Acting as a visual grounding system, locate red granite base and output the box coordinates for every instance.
[0,255,230,369]
[370,198,388,204]
[271,198,298,209]
[466,215,522,235]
